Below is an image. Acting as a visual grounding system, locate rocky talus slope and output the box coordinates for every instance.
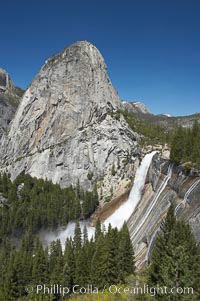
[0,41,140,196]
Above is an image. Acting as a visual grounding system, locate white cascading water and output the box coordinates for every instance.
[145,228,159,261]
[103,151,158,230]
[43,151,157,248]
[175,179,200,215]
[130,163,173,240]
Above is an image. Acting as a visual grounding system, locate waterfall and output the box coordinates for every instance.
[43,151,158,248]
[103,151,158,230]
[175,179,200,215]
[130,163,173,240]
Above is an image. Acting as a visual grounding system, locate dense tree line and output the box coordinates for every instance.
[67,206,200,301]
[0,172,199,301]
[1,121,200,301]
[0,222,135,301]
[148,205,200,300]
[170,120,200,167]
[113,110,172,145]
[0,172,98,242]
[119,109,200,169]
[115,110,200,170]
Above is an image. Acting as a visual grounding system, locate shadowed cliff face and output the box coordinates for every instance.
[127,153,200,269]
[0,67,14,92]
[0,41,140,193]
[0,68,23,138]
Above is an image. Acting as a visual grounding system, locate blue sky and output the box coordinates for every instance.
[1,0,200,116]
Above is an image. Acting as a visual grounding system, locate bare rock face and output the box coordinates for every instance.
[0,94,15,137]
[0,68,23,138]
[128,154,200,269]
[122,101,150,114]
[0,67,14,92]
[0,41,139,192]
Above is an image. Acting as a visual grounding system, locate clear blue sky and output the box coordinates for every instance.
[1,0,200,116]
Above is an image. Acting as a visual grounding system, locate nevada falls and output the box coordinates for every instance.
[0,41,200,268]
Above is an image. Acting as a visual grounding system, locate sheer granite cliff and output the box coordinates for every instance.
[127,153,200,269]
[0,41,139,193]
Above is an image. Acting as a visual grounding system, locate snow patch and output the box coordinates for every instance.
[162,113,172,117]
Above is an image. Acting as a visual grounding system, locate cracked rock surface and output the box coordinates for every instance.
[0,41,139,191]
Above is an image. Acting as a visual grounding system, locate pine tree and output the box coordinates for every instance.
[0,238,12,300]
[148,205,200,300]
[32,237,49,284]
[83,224,88,244]
[91,224,133,288]
[170,127,185,164]
[73,222,89,286]
[94,219,102,241]
[74,221,82,249]
[117,223,135,282]
[4,252,20,301]
[91,234,106,288]
[49,239,63,285]
[74,246,88,287]
[63,238,75,291]
[103,225,120,284]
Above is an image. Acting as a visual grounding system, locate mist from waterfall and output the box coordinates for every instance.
[41,220,95,249]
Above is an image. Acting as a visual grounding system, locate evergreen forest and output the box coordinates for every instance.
[0,119,200,300]
[116,110,200,169]
[0,221,135,301]
[0,171,199,301]
[170,120,200,168]
[0,172,98,241]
